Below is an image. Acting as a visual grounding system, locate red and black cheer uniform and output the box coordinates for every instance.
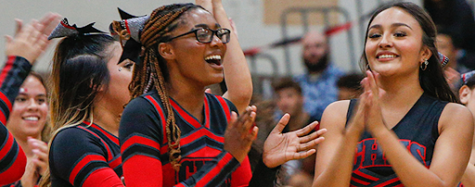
[346,93,447,187]
[49,122,123,187]
[0,56,29,185]
[120,91,257,187]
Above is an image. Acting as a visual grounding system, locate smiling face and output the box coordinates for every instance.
[365,7,432,77]
[7,75,48,140]
[163,8,227,87]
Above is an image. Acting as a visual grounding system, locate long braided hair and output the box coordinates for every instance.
[115,3,203,171]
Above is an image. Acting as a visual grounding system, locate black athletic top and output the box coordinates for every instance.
[346,93,447,187]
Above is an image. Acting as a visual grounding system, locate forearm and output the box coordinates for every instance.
[0,125,27,185]
[213,5,252,114]
[0,56,31,123]
[373,128,455,187]
[196,0,213,14]
[313,125,361,187]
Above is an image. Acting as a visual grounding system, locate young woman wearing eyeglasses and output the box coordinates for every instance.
[116,0,326,186]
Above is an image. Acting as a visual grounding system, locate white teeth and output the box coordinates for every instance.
[24,117,39,121]
[205,55,222,61]
[378,54,397,59]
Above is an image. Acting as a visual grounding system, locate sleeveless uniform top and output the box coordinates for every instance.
[346,93,447,187]
[120,91,252,187]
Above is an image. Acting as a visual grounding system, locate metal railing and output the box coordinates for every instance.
[280,6,357,75]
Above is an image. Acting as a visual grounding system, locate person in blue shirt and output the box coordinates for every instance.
[294,31,345,122]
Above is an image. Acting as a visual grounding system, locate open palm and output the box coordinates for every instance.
[262,114,327,168]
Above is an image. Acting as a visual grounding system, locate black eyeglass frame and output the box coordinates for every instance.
[166,27,231,44]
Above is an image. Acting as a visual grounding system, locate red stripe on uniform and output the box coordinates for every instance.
[0,146,26,185]
[123,155,163,186]
[108,156,121,169]
[84,122,119,145]
[145,95,168,144]
[374,177,400,187]
[180,129,224,146]
[351,177,371,185]
[353,169,379,181]
[170,99,202,129]
[121,135,161,153]
[186,146,222,158]
[196,153,234,186]
[81,167,124,187]
[204,96,210,129]
[0,133,14,159]
[0,56,15,86]
[215,96,230,123]
[0,92,12,124]
[77,126,113,161]
[69,154,106,185]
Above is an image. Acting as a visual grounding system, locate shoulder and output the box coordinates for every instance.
[206,93,237,113]
[439,103,473,132]
[52,125,98,147]
[326,65,345,77]
[125,93,156,111]
[54,125,93,140]
[320,100,351,129]
[122,93,162,119]
[324,100,351,116]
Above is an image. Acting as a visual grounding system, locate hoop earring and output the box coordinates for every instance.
[420,59,428,71]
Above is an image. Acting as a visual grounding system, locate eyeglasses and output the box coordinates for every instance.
[167,27,231,44]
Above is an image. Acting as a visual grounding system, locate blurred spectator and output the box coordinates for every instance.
[336,73,364,100]
[272,77,319,185]
[273,77,319,133]
[424,0,475,69]
[437,28,471,93]
[294,31,345,122]
[437,28,470,73]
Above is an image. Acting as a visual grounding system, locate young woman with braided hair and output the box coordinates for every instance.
[117,0,326,186]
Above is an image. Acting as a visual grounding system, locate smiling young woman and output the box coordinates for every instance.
[312,2,471,187]
[116,0,326,186]
[4,72,50,187]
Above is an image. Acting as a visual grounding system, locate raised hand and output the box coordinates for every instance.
[361,70,387,135]
[262,114,326,168]
[20,158,39,187]
[21,137,48,187]
[5,21,47,64]
[5,13,61,64]
[224,106,259,163]
[14,13,61,37]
